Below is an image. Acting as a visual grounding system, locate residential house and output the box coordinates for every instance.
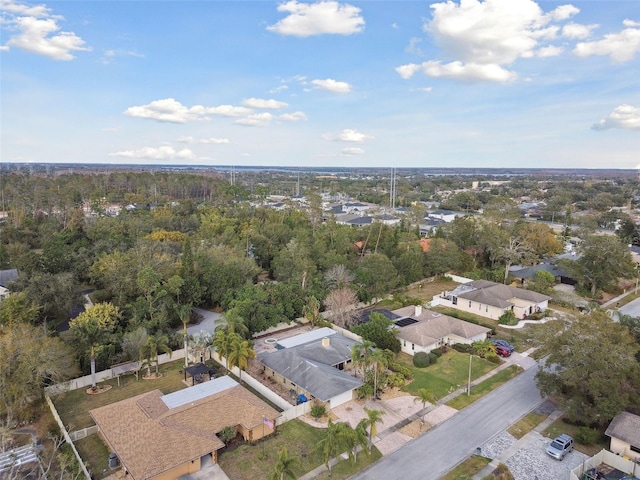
[90,376,279,480]
[0,268,18,300]
[377,214,401,226]
[426,209,460,223]
[432,280,551,321]
[390,305,491,356]
[605,412,640,462]
[258,327,363,409]
[511,262,577,286]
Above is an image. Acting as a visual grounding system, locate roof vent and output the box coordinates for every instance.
[321,337,330,348]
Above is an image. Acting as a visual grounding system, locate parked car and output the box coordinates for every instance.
[546,434,574,460]
[495,345,511,357]
[490,338,515,352]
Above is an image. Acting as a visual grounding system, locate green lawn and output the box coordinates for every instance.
[446,365,521,410]
[51,358,206,430]
[507,412,548,439]
[402,350,498,399]
[440,455,491,480]
[542,418,608,457]
[74,434,111,479]
[218,419,380,480]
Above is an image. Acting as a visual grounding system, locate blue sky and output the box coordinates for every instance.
[1,0,639,168]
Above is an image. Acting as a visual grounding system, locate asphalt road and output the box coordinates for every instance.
[351,365,544,480]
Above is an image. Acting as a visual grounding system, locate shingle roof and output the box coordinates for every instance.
[258,334,363,401]
[391,307,490,347]
[605,412,640,448]
[450,280,551,308]
[90,378,279,480]
[0,269,18,287]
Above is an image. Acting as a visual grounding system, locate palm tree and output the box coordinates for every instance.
[351,340,374,380]
[414,387,437,411]
[353,419,370,462]
[370,349,389,399]
[363,408,385,453]
[213,329,234,370]
[217,309,249,338]
[269,447,298,480]
[175,303,192,368]
[142,334,172,377]
[472,340,496,358]
[317,420,355,473]
[227,335,255,382]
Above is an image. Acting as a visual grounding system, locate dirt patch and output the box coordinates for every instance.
[398,419,432,438]
[379,387,412,401]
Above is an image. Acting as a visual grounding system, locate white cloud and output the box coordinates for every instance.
[623,19,640,28]
[411,87,433,93]
[544,4,579,22]
[574,25,640,62]
[234,113,273,127]
[338,128,374,143]
[279,111,307,122]
[109,145,196,160]
[561,22,598,39]
[406,37,423,55]
[341,147,364,155]
[536,45,563,57]
[398,0,584,83]
[124,99,251,123]
[405,60,517,83]
[178,136,230,144]
[592,105,640,131]
[267,0,365,37]
[395,63,422,80]
[311,78,352,93]
[242,98,289,109]
[101,48,144,64]
[1,0,52,17]
[207,105,252,117]
[4,14,90,60]
[269,85,289,94]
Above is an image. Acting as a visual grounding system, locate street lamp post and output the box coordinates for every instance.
[467,353,472,396]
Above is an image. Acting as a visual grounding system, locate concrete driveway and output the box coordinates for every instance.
[618,297,640,317]
[351,365,544,480]
[187,308,222,335]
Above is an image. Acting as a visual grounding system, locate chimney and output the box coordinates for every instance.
[415,305,422,317]
[321,337,330,348]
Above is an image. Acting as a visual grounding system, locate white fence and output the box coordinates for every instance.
[44,395,92,479]
[69,425,99,442]
[44,348,186,395]
[570,449,640,480]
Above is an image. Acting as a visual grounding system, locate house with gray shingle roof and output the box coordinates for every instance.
[432,279,551,321]
[391,305,490,356]
[605,412,640,462]
[0,269,18,300]
[90,376,279,480]
[258,331,363,409]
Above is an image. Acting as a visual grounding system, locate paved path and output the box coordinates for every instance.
[187,308,222,335]
[350,364,543,480]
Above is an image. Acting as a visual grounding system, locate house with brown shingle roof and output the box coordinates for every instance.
[391,305,491,356]
[432,279,551,321]
[605,412,640,462]
[90,376,279,480]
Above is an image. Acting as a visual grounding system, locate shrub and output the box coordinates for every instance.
[428,352,438,365]
[357,383,374,399]
[387,372,406,388]
[310,403,326,419]
[485,353,501,364]
[413,351,431,368]
[439,344,449,354]
[389,361,414,379]
[453,343,472,353]
[498,310,518,325]
[219,426,237,444]
[576,426,599,445]
[431,348,443,358]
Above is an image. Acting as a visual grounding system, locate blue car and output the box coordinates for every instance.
[490,338,515,352]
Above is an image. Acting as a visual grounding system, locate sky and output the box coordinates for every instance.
[1,0,639,169]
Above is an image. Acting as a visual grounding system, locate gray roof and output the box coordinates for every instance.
[0,269,18,287]
[511,263,569,280]
[605,412,640,448]
[162,376,237,409]
[259,334,363,401]
[451,280,551,308]
[276,327,336,349]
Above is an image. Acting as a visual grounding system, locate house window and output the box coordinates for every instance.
[631,445,640,454]
[469,301,472,308]
[486,305,488,312]
[412,343,415,351]
[403,340,406,347]
[452,296,457,305]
